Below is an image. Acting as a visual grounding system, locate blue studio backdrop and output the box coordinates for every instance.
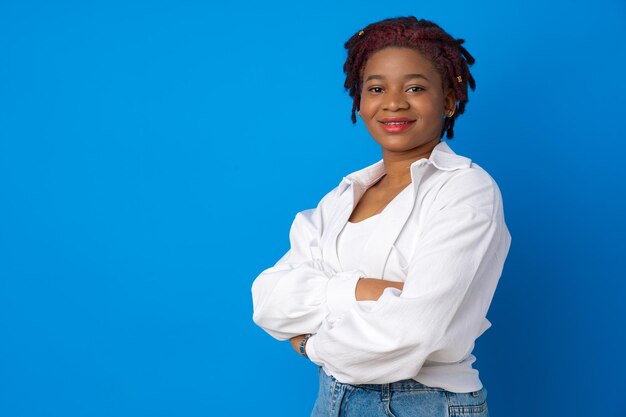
[1,1,625,416]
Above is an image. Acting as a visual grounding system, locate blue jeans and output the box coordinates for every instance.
[310,366,489,417]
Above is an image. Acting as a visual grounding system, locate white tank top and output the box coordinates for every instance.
[337,183,411,272]
[337,213,382,272]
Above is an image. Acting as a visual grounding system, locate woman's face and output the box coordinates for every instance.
[359,47,456,155]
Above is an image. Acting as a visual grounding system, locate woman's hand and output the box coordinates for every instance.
[355,278,404,301]
[290,334,307,354]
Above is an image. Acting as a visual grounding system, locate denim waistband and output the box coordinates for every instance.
[353,379,445,392]
[321,369,445,393]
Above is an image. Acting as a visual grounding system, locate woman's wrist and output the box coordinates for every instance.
[299,333,313,358]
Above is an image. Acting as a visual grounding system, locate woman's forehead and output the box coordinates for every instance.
[361,47,440,79]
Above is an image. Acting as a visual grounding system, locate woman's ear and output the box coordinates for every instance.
[443,88,457,117]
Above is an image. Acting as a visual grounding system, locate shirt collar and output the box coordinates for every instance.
[339,140,472,191]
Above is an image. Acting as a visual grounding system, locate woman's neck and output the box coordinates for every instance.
[378,138,440,188]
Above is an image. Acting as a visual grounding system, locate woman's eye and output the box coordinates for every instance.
[368,87,384,93]
[407,86,424,93]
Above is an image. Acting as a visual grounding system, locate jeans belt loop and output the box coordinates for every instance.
[381,383,391,402]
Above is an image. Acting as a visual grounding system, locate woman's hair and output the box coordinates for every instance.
[344,16,476,139]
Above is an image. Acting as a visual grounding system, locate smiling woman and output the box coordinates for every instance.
[359,47,455,155]
[251,16,511,417]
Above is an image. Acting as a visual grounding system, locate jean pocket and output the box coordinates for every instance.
[449,401,488,416]
[448,388,488,416]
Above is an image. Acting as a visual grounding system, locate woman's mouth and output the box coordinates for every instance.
[379,118,416,133]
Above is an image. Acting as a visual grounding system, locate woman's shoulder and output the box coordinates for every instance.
[294,183,342,221]
[429,140,501,190]
[429,162,504,218]
[443,161,499,188]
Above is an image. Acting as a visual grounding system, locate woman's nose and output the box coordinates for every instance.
[382,91,409,111]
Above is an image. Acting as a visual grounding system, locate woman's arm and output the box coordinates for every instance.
[303,172,512,384]
[290,278,404,353]
[252,187,366,341]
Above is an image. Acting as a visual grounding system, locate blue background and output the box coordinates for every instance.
[1,1,624,416]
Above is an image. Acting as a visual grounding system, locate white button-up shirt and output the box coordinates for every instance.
[251,140,512,392]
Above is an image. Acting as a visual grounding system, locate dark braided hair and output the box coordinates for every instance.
[344,17,476,139]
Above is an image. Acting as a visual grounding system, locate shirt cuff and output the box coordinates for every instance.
[305,334,323,366]
[326,269,363,318]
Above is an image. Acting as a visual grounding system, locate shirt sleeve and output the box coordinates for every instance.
[305,171,512,384]
[251,187,366,341]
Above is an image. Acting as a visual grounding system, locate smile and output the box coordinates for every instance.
[378,119,416,133]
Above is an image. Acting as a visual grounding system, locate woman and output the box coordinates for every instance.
[251,16,511,417]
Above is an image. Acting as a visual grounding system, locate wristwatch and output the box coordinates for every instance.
[299,334,313,358]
